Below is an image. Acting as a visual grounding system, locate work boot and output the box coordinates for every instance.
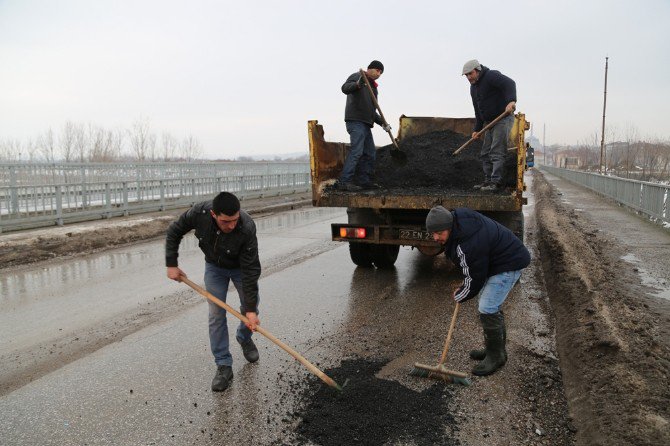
[211,365,233,391]
[469,311,506,361]
[338,182,362,192]
[240,338,259,363]
[359,182,380,190]
[481,183,501,192]
[473,181,490,190]
[472,313,507,376]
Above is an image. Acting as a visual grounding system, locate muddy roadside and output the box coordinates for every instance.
[534,170,670,446]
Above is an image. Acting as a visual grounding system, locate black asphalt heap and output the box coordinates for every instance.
[374,130,517,190]
[292,358,459,446]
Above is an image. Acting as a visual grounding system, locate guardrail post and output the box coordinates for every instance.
[56,185,63,226]
[191,178,196,202]
[105,183,112,218]
[239,175,245,194]
[80,166,87,207]
[122,182,129,216]
[215,177,221,193]
[160,180,165,211]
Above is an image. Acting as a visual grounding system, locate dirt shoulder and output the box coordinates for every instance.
[0,194,312,269]
[534,169,670,446]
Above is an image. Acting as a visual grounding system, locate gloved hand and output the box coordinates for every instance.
[383,124,392,132]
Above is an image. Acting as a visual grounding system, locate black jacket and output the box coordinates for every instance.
[443,208,530,303]
[342,72,383,127]
[470,66,517,132]
[165,201,261,313]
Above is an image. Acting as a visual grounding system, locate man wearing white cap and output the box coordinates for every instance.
[462,59,517,191]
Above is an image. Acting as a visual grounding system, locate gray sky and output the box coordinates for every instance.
[1,0,668,158]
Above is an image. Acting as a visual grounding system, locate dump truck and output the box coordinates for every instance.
[308,114,530,268]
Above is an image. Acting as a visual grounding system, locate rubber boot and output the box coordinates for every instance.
[472,312,507,376]
[469,311,506,361]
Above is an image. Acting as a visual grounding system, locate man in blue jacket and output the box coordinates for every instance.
[426,206,530,376]
[463,59,517,192]
[336,60,391,192]
[165,192,261,391]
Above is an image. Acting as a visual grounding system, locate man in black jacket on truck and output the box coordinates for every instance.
[463,59,517,192]
[426,206,530,376]
[336,60,391,192]
[165,192,261,391]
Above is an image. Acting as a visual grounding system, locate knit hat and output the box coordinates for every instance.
[462,59,481,75]
[368,60,384,72]
[426,206,453,232]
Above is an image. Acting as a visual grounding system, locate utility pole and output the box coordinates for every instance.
[599,56,609,174]
[543,123,546,165]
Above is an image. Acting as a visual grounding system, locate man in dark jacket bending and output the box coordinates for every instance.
[463,59,517,192]
[426,206,530,376]
[336,60,391,192]
[165,192,261,391]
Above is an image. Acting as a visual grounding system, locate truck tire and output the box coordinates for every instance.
[372,245,400,269]
[349,242,373,267]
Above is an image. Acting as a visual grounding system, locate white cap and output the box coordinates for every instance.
[462,59,481,75]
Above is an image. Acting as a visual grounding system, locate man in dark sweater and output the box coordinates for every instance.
[336,60,391,192]
[165,192,261,391]
[463,59,517,191]
[426,206,530,376]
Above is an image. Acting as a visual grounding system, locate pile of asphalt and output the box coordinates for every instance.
[289,358,458,446]
[374,130,517,190]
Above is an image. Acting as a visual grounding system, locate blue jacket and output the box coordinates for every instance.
[444,208,530,303]
[470,66,517,132]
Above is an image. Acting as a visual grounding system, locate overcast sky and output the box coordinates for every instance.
[1,0,668,159]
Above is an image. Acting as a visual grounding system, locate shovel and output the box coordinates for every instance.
[180,276,345,392]
[358,69,407,163]
[452,110,511,156]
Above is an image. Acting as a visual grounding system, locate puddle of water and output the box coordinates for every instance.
[621,253,670,300]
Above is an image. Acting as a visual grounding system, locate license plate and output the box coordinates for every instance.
[399,229,432,240]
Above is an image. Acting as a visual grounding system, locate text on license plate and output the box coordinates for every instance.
[399,229,432,240]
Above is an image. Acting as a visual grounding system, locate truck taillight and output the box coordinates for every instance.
[339,227,367,239]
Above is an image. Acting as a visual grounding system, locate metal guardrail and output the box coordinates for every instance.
[0,173,311,232]
[0,161,310,186]
[540,165,669,225]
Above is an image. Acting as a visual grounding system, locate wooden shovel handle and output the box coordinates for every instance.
[180,277,342,390]
[359,69,400,150]
[453,111,510,156]
[438,302,460,366]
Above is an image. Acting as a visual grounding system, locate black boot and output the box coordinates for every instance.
[211,365,233,391]
[472,313,507,376]
[469,311,506,361]
[240,338,259,363]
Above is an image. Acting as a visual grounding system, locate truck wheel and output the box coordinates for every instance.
[349,242,373,267]
[372,245,400,269]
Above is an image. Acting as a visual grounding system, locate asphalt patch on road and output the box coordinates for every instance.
[289,358,459,446]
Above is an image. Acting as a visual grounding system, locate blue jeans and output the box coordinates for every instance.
[480,114,514,184]
[339,121,376,185]
[204,262,258,366]
[478,269,522,314]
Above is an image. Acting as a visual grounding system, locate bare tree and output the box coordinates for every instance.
[128,117,156,161]
[180,134,202,161]
[0,138,23,161]
[88,123,105,162]
[160,132,179,161]
[38,128,57,162]
[60,121,76,161]
[73,123,87,162]
[622,123,639,178]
